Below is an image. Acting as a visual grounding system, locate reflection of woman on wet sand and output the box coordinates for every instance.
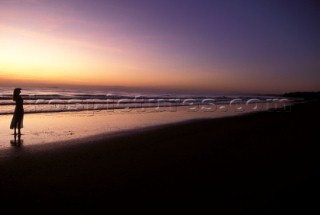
[10,134,23,147]
[10,88,24,135]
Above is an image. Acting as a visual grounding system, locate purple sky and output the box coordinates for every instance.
[0,0,319,93]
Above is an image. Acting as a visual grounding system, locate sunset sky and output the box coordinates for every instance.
[0,0,319,94]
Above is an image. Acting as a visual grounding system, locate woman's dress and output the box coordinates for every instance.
[10,97,24,129]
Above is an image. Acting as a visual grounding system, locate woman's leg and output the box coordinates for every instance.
[17,122,21,135]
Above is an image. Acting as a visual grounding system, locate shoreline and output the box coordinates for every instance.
[0,100,289,152]
[0,100,319,213]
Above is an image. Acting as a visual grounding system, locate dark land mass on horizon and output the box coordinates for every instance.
[283,91,320,100]
[0,99,319,213]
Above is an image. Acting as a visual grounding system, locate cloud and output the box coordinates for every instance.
[11,0,43,3]
[0,0,41,4]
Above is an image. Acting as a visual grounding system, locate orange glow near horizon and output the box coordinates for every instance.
[0,22,228,91]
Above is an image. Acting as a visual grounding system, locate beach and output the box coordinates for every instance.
[0,98,284,153]
[0,100,319,213]
[1,0,319,213]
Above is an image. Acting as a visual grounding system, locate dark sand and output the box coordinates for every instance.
[0,101,319,213]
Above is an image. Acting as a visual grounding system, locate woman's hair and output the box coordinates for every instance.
[13,88,21,101]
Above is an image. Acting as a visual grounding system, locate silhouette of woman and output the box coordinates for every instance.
[10,88,24,135]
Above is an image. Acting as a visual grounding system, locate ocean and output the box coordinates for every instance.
[0,87,284,115]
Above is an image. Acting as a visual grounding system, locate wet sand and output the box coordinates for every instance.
[0,103,268,152]
[0,100,319,213]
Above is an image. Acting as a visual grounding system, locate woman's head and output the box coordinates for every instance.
[13,88,21,101]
